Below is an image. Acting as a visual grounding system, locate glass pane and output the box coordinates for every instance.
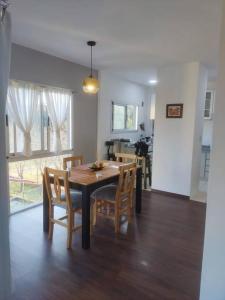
[61,119,70,151]
[206,92,211,100]
[113,104,125,130]
[31,102,42,151]
[204,109,210,118]
[49,122,54,152]
[9,154,69,214]
[126,105,138,130]
[47,95,71,152]
[42,97,49,151]
[43,112,49,151]
[9,159,42,214]
[49,121,70,152]
[205,98,211,110]
[16,126,24,153]
[8,117,14,154]
[61,100,71,151]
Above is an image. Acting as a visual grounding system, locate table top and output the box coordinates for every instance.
[68,161,128,186]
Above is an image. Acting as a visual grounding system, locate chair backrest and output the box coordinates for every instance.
[115,152,143,166]
[44,167,72,209]
[116,163,137,200]
[115,152,137,163]
[63,155,84,170]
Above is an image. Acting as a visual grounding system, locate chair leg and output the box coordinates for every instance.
[71,211,75,231]
[90,202,97,235]
[48,206,54,240]
[115,205,120,233]
[128,198,132,223]
[130,191,133,208]
[93,201,97,226]
[67,212,73,249]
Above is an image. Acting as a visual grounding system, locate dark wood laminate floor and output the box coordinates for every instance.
[10,191,206,300]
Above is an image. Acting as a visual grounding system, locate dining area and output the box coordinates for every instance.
[9,153,205,300]
[0,0,223,298]
[43,154,143,250]
[3,60,206,300]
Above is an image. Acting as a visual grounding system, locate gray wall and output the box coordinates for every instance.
[10,44,98,162]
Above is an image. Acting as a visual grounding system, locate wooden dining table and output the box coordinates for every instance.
[43,160,142,249]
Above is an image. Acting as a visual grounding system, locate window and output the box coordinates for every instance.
[6,81,73,214]
[112,102,138,132]
[9,154,70,214]
[42,92,72,153]
[6,83,72,157]
[204,90,214,119]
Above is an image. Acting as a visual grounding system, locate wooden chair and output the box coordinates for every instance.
[115,152,136,163]
[115,152,143,203]
[91,163,137,233]
[115,152,143,166]
[63,155,84,170]
[44,167,83,249]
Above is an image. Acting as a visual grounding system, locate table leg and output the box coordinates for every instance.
[43,175,49,232]
[82,186,91,249]
[136,167,142,214]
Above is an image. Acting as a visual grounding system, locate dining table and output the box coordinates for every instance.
[43,160,142,249]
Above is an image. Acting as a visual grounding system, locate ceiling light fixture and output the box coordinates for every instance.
[149,79,158,86]
[83,41,100,94]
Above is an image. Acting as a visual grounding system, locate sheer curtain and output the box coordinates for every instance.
[7,81,40,156]
[45,88,71,153]
[0,11,12,299]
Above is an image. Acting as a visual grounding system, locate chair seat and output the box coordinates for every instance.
[91,184,117,202]
[57,190,82,209]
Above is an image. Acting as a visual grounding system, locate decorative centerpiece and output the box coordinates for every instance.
[89,161,104,171]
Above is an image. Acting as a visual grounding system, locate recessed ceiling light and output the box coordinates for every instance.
[148,79,158,86]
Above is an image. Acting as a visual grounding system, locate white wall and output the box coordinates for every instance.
[200,0,225,298]
[97,71,150,159]
[190,65,208,199]
[10,44,98,162]
[152,62,207,196]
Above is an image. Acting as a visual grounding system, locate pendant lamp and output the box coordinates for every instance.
[83,41,100,94]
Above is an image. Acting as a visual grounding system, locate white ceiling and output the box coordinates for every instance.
[10,0,222,85]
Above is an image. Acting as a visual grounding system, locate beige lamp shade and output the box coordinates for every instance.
[83,76,100,94]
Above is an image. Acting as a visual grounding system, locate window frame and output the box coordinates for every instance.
[111,101,139,133]
[204,90,215,120]
[6,83,74,162]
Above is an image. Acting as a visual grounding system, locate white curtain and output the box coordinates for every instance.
[0,11,12,299]
[7,81,40,156]
[45,88,71,153]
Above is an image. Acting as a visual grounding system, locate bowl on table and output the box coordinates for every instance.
[89,162,104,171]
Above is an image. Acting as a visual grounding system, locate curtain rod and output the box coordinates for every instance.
[10,79,78,95]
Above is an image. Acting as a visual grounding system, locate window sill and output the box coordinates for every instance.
[7,149,74,162]
[111,129,138,134]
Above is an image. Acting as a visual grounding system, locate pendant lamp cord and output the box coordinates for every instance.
[90,45,93,77]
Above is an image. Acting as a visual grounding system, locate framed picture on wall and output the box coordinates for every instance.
[166,103,183,118]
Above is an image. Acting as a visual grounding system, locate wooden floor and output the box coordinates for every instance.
[10,191,206,300]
